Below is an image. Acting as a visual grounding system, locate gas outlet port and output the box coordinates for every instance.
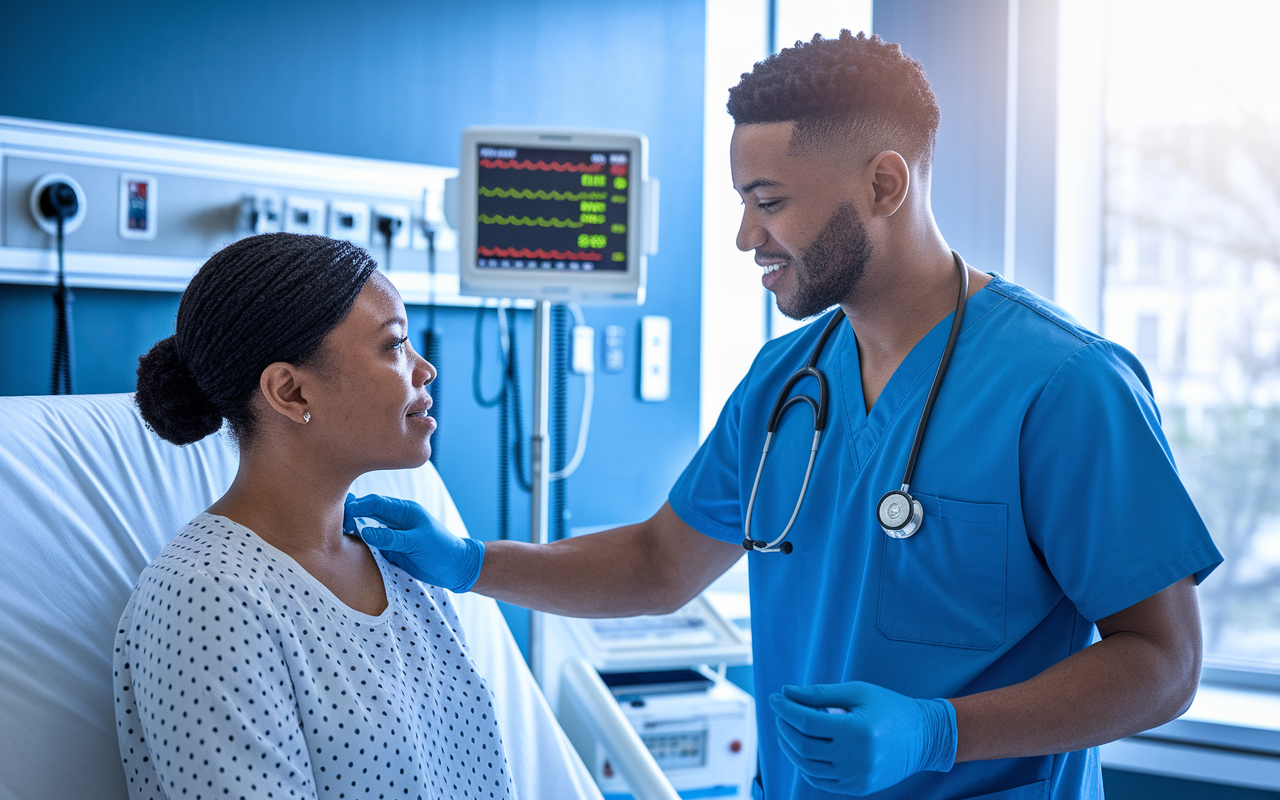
[240,190,283,234]
[119,173,158,240]
[329,201,370,245]
[285,196,326,235]
[373,204,412,249]
[30,173,87,235]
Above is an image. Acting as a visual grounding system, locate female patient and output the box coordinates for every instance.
[114,233,505,799]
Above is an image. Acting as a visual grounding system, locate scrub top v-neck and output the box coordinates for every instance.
[669,275,1221,800]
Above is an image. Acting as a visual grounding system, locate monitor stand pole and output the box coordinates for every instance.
[529,300,551,687]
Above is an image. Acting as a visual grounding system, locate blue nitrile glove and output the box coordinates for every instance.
[769,681,957,796]
[344,493,485,593]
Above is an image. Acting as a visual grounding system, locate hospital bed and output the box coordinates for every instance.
[0,393,676,800]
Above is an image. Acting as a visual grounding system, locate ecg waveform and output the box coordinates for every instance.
[479,214,584,228]
[478,187,608,201]
[477,246,604,261]
[480,158,605,173]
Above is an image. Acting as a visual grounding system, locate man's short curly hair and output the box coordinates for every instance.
[727,30,940,169]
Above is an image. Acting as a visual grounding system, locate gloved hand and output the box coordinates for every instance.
[769,681,956,796]
[344,493,485,593]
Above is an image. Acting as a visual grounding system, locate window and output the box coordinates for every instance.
[700,0,873,439]
[1098,0,1280,670]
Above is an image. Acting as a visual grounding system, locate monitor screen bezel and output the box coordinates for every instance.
[457,126,648,305]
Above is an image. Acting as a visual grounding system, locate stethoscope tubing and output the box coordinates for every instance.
[743,309,847,554]
[743,251,971,554]
[745,429,822,553]
[899,254,969,493]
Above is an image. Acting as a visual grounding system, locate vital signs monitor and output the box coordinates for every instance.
[451,126,657,305]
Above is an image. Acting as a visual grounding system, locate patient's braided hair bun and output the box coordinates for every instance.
[136,233,378,446]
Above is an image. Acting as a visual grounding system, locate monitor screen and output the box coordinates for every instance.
[475,144,631,274]
[456,127,651,305]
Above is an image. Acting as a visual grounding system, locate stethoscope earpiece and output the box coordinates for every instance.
[877,490,924,539]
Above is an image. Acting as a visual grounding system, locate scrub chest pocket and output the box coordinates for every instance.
[878,494,1009,650]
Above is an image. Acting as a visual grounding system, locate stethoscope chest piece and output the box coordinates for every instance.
[878,490,923,538]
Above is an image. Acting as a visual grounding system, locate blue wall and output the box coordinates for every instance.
[0,0,707,650]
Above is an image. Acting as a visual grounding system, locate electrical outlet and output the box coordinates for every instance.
[285,196,326,235]
[329,201,370,245]
[372,204,411,249]
[639,315,671,402]
[250,190,283,234]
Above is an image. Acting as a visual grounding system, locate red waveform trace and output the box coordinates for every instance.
[479,158,605,173]
[478,246,603,261]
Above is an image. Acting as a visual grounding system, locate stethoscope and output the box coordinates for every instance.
[742,251,970,553]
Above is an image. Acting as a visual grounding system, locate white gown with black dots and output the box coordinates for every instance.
[113,513,515,800]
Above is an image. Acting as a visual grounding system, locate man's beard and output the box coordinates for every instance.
[775,201,873,321]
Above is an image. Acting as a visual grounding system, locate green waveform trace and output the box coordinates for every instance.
[478,187,608,201]
[479,213,585,228]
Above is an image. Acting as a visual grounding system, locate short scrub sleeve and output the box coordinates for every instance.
[669,374,749,544]
[1019,341,1222,621]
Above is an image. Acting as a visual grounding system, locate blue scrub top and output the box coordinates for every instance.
[669,276,1222,800]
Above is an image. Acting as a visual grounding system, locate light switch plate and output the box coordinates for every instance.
[639,315,670,402]
[572,325,595,374]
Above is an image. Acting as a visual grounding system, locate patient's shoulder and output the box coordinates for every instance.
[133,512,297,612]
[124,513,294,643]
[144,512,262,581]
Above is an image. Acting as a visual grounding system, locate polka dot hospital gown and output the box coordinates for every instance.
[113,513,515,800]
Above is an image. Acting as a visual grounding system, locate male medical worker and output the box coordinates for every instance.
[349,31,1222,800]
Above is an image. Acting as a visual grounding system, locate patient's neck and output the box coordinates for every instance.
[207,438,388,616]
[210,443,347,551]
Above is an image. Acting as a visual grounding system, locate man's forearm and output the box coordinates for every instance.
[470,502,746,618]
[472,524,682,617]
[951,576,1201,762]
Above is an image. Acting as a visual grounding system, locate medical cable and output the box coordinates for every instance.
[472,304,506,408]
[375,215,401,272]
[504,307,532,492]
[48,193,77,395]
[548,303,593,481]
[472,301,593,481]
[471,304,513,538]
[551,304,568,540]
[471,301,594,539]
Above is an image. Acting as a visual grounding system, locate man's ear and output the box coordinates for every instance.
[259,362,311,425]
[868,150,910,217]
